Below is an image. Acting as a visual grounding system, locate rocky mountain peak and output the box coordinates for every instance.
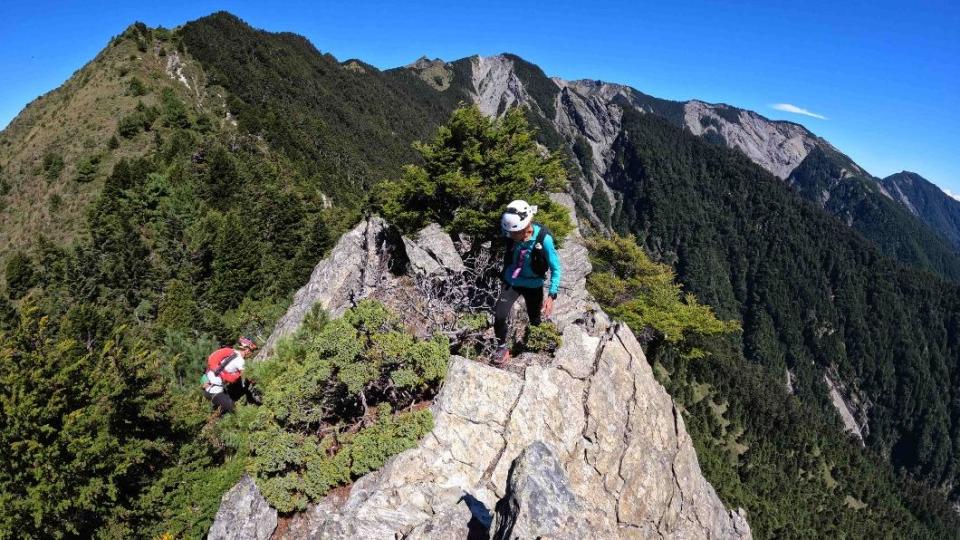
[406,56,455,90]
[409,55,444,69]
[468,55,548,118]
[557,79,635,102]
[682,100,820,179]
[211,196,751,539]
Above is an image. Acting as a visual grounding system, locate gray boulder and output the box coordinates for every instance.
[492,442,605,540]
[404,222,466,276]
[258,217,390,359]
[405,498,484,539]
[208,475,276,540]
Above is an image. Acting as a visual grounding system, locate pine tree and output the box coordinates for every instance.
[586,234,740,358]
[4,251,37,299]
[0,303,174,538]
[378,105,572,243]
[206,211,257,310]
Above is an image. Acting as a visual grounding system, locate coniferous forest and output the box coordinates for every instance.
[601,108,960,535]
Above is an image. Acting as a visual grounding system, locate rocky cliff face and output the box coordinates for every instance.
[443,55,960,281]
[213,197,751,539]
[409,54,960,277]
[552,80,626,181]
[436,55,824,183]
[429,55,842,231]
[209,476,278,540]
[470,56,542,119]
[682,101,820,180]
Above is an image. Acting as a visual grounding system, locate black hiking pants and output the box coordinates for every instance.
[494,285,543,346]
[204,381,256,414]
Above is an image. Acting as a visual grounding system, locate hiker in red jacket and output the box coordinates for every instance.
[201,336,259,414]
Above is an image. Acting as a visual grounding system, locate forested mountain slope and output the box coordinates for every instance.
[179,13,467,206]
[882,170,960,250]
[605,107,960,503]
[786,146,960,281]
[0,23,228,259]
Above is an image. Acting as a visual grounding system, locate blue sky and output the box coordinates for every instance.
[1,1,957,194]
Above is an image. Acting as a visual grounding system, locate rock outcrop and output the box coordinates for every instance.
[403,222,466,277]
[824,372,870,446]
[682,100,820,180]
[492,441,606,539]
[553,79,626,181]
[470,55,542,119]
[208,475,277,540]
[213,198,751,539]
[258,217,396,359]
[450,56,822,186]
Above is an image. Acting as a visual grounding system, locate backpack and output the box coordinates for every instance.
[503,224,552,278]
[205,347,242,383]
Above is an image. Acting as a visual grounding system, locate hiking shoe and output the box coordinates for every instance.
[493,346,511,365]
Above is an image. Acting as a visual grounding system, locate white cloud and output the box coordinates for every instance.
[943,188,960,202]
[771,103,828,120]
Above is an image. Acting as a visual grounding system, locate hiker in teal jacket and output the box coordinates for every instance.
[494,200,562,364]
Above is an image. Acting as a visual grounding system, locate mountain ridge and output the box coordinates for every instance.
[882,170,960,250]
[4,26,958,278]
[0,23,228,259]
[399,53,960,282]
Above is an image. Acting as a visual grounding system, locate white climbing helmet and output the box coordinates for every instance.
[501,200,537,233]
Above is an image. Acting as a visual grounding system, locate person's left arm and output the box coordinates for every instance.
[542,233,562,316]
[545,233,562,296]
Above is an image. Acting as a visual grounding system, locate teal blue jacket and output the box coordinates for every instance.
[503,224,563,296]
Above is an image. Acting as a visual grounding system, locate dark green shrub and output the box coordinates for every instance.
[0,303,176,538]
[572,135,593,172]
[5,251,37,299]
[117,102,159,138]
[524,321,562,353]
[590,186,612,226]
[42,152,64,180]
[156,279,200,331]
[127,77,147,96]
[48,193,62,212]
[194,114,213,133]
[74,155,99,183]
[117,115,142,138]
[245,300,447,510]
[161,88,190,128]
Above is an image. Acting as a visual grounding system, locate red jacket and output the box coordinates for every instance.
[207,347,242,383]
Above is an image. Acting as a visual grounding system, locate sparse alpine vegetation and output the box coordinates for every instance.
[226,300,447,512]
[586,233,740,359]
